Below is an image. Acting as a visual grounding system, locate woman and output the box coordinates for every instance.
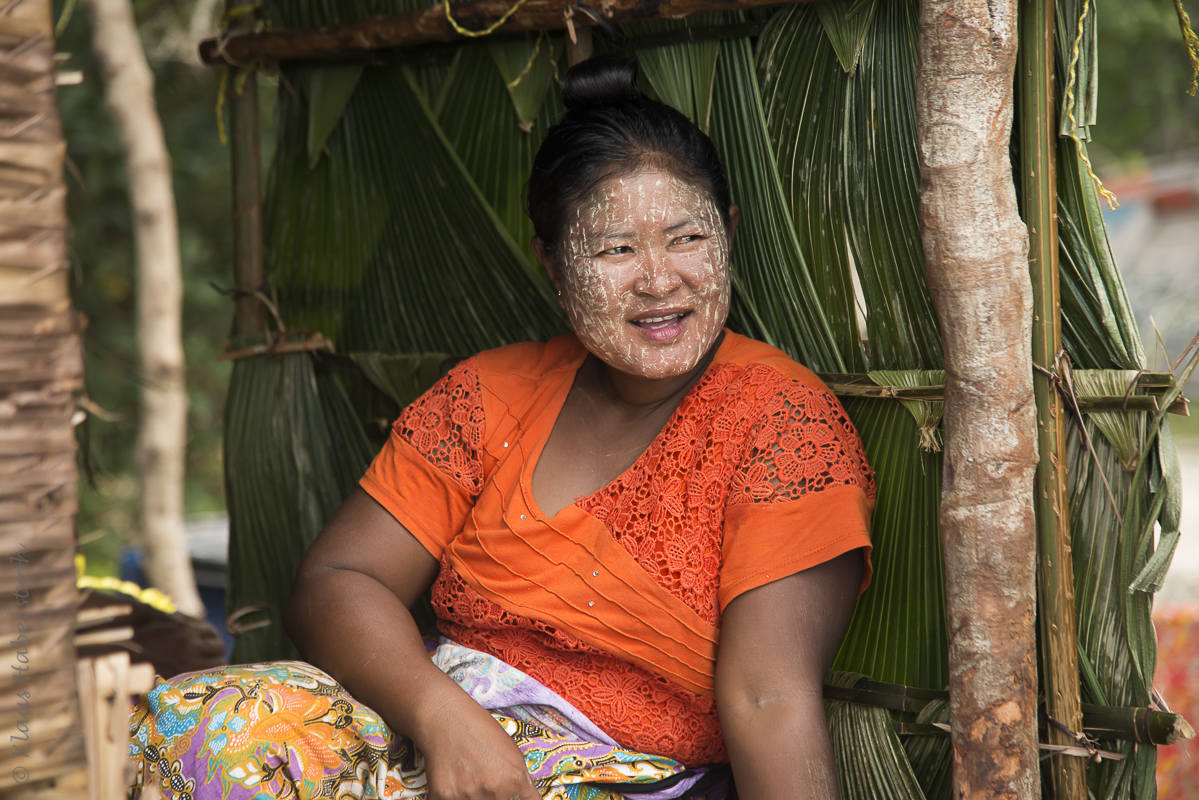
[129,56,874,800]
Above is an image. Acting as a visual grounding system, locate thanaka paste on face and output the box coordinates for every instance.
[558,170,731,381]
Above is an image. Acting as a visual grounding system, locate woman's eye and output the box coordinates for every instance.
[597,245,634,257]
[671,234,706,246]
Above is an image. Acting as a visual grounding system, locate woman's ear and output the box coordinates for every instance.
[726,205,741,250]
[532,237,566,309]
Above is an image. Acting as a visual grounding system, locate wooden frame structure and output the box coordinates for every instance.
[199,0,818,63]
[0,0,1192,796]
[200,3,1194,799]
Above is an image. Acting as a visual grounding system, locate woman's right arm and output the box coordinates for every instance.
[284,487,539,800]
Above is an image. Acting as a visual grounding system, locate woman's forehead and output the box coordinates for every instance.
[573,170,719,227]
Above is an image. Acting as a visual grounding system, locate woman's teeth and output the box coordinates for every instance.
[635,313,684,330]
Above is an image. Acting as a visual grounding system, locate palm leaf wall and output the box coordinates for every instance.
[216,0,1191,796]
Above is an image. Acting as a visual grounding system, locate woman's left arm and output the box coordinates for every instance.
[715,549,863,800]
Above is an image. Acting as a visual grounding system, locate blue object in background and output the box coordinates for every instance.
[118,514,235,661]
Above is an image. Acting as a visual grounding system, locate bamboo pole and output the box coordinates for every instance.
[226,0,265,337]
[198,0,816,64]
[1019,2,1086,797]
[915,1,1041,798]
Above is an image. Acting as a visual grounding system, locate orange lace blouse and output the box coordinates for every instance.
[360,331,875,766]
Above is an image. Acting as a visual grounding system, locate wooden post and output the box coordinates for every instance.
[916,1,1041,798]
[1019,0,1087,797]
[0,0,86,793]
[226,0,266,337]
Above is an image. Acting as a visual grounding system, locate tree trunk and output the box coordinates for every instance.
[83,0,203,617]
[915,2,1040,799]
[0,0,88,790]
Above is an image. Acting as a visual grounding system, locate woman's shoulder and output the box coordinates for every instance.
[471,334,587,403]
[714,331,831,394]
[475,334,584,377]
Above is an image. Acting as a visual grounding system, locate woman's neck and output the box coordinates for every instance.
[590,330,725,410]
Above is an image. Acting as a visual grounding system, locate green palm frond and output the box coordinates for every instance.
[834,397,946,691]
[233,45,568,666]
[1053,0,1143,371]
[826,672,928,800]
[266,61,561,354]
[755,1,946,701]
[1044,2,1174,797]
[438,41,565,265]
[263,67,389,340]
[304,64,366,169]
[1072,369,1148,470]
[221,7,1187,800]
[868,370,945,452]
[756,4,865,371]
[350,352,456,409]
[225,337,374,663]
[1129,414,1182,594]
[1054,0,1099,138]
[1057,134,1145,370]
[814,0,878,73]
[626,15,722,131]
[903,699,951,800]
[839,0,940,371]
[411,56,458,110]
[489,35,563,129]
[711,27,845,373]
[1066,412,1150,798]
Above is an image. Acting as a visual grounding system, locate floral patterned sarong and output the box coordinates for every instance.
[127,639,728,800]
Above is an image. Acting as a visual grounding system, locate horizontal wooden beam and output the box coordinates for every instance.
[198,0,812,65]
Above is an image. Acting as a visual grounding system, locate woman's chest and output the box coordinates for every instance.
[529,388,677,518]
[470,370,763,626]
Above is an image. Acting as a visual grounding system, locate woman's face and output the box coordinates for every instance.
[548,170,733,381]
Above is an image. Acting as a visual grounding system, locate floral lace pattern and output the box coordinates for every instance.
[401,356,875,767]
[394,358,485,494]
[580,362,874,626]
[433,566,726,766]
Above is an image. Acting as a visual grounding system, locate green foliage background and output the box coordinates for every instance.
[56,0,274,575]
[1093,0,1199,171]
[58,0,1197,582]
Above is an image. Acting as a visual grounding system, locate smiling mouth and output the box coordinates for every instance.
[632,312,690,331]
[629,311,692,343]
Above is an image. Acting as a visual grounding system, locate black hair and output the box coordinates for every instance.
[526,55,732,259]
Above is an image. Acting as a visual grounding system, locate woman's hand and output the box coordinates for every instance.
[715,550,863,800]
[415,686,541,800]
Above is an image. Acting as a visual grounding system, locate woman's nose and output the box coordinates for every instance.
[634,249,681,297]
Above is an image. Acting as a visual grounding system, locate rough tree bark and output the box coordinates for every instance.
[0,0,86,790]
[915,2,1040,799]
[83,0,204,617]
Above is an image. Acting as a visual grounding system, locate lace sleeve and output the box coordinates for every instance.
[728,377,875,505]
[393,357,485,496]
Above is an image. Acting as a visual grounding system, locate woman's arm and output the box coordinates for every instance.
[715,550,863,800]
[284,488,539,800]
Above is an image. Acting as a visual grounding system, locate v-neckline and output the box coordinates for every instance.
[524,333,730,521]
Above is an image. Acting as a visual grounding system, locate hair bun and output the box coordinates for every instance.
[561,55,641,110]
